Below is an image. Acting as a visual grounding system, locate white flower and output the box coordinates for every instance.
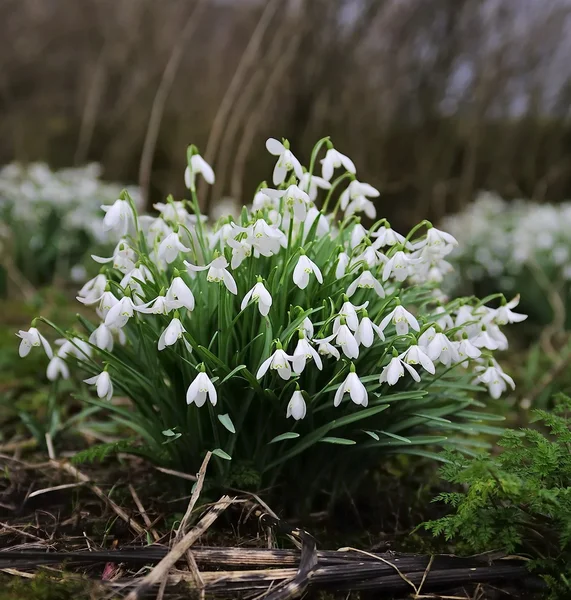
[157,232,191,264]
[457,337,481,362]
[350,223,368,249]
[136,295,170,315]
[165,277,195,311]
[382,251,419,282]
[287,390,307,420]
[104,296,136,329]
[355,245,387,269]
[89,323,114,351]
[56,337,92,360]
[334,301,368,332]
[484,296,528,325]
[241,281,272,316]
[298,172,331,200]
[426,332,459,366]
[315,338,341,360]
[97,291,120,319]
[340,180,379,210]
[476,362,515,399]
[77,274,107,305]
[355,316,384,347]
[433,306,454,330]
[471,327,500,351]
[415,226,458,258]
[186,372,217,407]
[292,336,323,374]
[345,195,376,219]
[336,252,350,279]
[380,356,421,385]
[327,323,359,359]
[346,270,385,298]
[334,370,368,407]
[92,241,136,273]
[379,305,420,336]
[158,318,186,351]
[101,199,133,237]
[17,327,53,359]
[399,345,435,374]
[283,185,311,221]
[251,219,287,255]
[46,356,69,381]
[320,148,356,181]
[185,256,237,295]
[418,326,436,348]
[293,254,323,289]
[371,225,407,248]
[120,265,154,296]
[227,237,253,269]
[303,207,330,240]
[256,348,293,380]
[302,317,314,339]
[184,154,215,190]
[265,138,303,185]
[84,371,113,401]
[209,222,235,250]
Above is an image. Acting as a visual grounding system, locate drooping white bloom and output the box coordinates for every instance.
[104,296,136,329]
[483,296,528,326]
[380,356,421,385]
[425,332,459,366]
[186,372,217,407]
[101,199,133,237]
[340,180,379,211]
[153,200,190,224]
[292,336,323,374]
[185,256,237,295]
[84,371,113,401]
[399,345,435,374]
[250,219,287,255]
[46,356,69,381]
[298,172,331,200]
[371,225,407,248]
[97,290,120,319]
[241,281,273,316]
[302,317,314,339]
[256,348,293,380]
[293,254,323,289]
[92,240,136,274]
[89,323,114,351]
[184,154,215,190]
[350,223,368,249]
[56,337,92,360]
[165,277,195,311]
[265,138,303,185]
[457,336,481,363]
[336,252,350,279]
[120,265,154,297]
[346,270,385,298]
[282,185,311,221]
[320,148,356,182]
[415,226,458,258]
[286,390,307,420]
[158,317,186,351]
[379,305,420,336]
[77,273,107,305]
[209,221,235,250]
[303,207,330,240]
[470,327,500,351]
[345,195,377,219]
[334,370,368,407]
[17,327,53,359]
[334,300,368,333]
[433,306,454,330]
[418,326,436,348]
[228,237,253,269]
[315,338,341,360]
[157,232,191,264]
[475,362,515,399]
[355,316,384,347]
[382,251,419,282]
[355,245,387,269]
[136,295,170,315]
[487,323,509,351]
[327,323,359,359]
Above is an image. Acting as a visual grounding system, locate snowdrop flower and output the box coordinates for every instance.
[92,241,136,273]
[399,345,435,374]
[418,326,436,348]
[165,276,195,311]
[89,323,114,351]
[293,254,323,289]
[415,226,457,258]
[256,346,293,380]
[457,335,481,363]
[302,317,314,339]
[433,306,454,330]
[355,245,387,269]
[379,304,420,336]
[303,207,330,240]
[484,296,528,325]
[47,356,69,381]
[105,296,136,329]
[292,334,323,374]
[355,313,384,347]
[185,256,237,295]
[487,323,508,351]
[476,361,515,399]
[333,300,368,333]
[470,327,500,351]
[227,237,253,269]
[136,295,170,315]
[184,154,215,190]
[186,371,217,407]
[371,225,407,248]
[265,138,303,185]
[120,265,154,296]
[17,327,53,359]
[350,223,368,249]
[320,148,356,182]
[340,180,379,218]
[101,199,133,237]
[97,290,120,319]
[153,200,190,224]
[347,270,385,298]
[241,281,272,316]
[334,366,368,407]
[335,252,350,279]
[282,185,311,221]
[209,221,235,250]
[251,219,287,254]
[55,337,92,360]
[298,172,331,200]
[158,317,186,351]
[326,322,359,359]
[84,371,113,401]
[77,274,107,305]
[425,332,459,366]
[382,250,419,282]
[380,355,421,385]
[157,232,191,264]
[286,389,307,420]
[345,195,376,219]
[315,338,341,360]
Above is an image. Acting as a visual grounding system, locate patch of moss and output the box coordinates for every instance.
[0,573,103,600]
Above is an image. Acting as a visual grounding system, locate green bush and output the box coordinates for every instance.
[425,394,571,597]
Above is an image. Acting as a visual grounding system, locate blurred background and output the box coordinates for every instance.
[1,0,571,227]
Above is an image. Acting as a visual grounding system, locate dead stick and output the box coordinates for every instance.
[176,451,211,540]
[128,484,161,542]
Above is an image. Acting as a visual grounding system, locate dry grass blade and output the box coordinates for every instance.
[27,482,85,499]
[176,451,211,540]
[128,484,161,543]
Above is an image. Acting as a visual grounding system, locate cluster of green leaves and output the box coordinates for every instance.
[425,394,571,597]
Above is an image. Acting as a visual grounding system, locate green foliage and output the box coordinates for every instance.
[425,394,571,597]
[70,438,139,465]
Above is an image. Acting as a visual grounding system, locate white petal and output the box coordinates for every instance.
[265,138,285,155]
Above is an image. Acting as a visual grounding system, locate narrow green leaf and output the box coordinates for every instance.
[212,448,232,460]
[363,430,380,441]
[220,365,247,384]
[218,413,236,434]
[269,432,300,444]
[379,430,412,444]
[319,436,356,445]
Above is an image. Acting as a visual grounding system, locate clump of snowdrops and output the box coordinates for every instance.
[442,192,571,327]
[0,162,141,289]
[18,139,525,505]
